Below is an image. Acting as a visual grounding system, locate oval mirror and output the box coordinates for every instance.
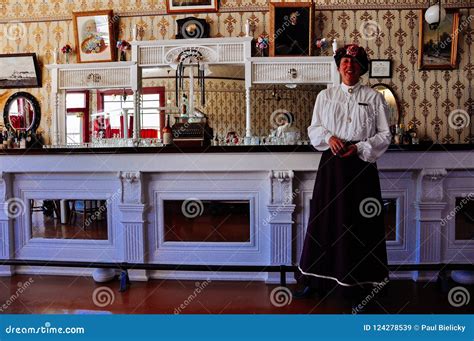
[3,91,41,133]
[371,83,401,126]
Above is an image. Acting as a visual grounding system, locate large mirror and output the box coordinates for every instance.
[140,65,322,143]
[371,83,401,126]
[62,64,326,146]
[3,91,41,132]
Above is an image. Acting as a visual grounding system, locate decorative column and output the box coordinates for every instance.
[49,66,60,146]
[117,171,147,281]
[266,170,296,283]
[132,90,141,143]
[244,54,252,138]
[0,172,14,275]
[414,168,447,281]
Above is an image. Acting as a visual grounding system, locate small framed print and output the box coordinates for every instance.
[369,59,392,78]
[418,10,459,70]
[269,2,313,57]
[166,0,218,14]
[73,10,116,63]
[0,53,41,88]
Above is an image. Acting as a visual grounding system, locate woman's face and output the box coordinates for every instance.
[338,57,362,86]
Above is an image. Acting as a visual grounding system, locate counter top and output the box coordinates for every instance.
[1,143,474,155]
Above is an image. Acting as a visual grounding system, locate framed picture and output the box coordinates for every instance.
[369,59,392,78]
[418,10,460,70]
[269,2,313,57]
[0,53,41,89]
[166,0,218,14]
[73,10,116,63]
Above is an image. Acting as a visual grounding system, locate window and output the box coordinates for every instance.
[98,87,165,138]
[66,114,83,144]
[66,91,89,144]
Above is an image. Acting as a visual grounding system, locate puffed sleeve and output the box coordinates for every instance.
[308,90,332,151]
[355,92,392,163]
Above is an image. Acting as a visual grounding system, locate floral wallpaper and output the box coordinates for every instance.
[0,0,472,143]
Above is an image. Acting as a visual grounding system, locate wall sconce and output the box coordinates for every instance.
[425,0,446,30]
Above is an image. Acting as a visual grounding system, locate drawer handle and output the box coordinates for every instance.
[288,68,298,79]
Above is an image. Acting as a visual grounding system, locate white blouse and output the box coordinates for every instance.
[308,82,392,163]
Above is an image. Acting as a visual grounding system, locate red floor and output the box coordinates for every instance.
[0,275,472,314]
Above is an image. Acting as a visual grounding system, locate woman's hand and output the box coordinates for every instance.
[340,144,358,158]
[328,136,345,155]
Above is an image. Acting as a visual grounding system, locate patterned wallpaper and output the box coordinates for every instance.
[0,0,472,143]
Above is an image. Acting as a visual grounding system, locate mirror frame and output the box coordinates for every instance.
[3,91,41,133]
[371,83,401,126]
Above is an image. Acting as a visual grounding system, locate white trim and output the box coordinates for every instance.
[298,266,388,287]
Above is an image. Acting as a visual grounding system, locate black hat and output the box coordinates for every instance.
[334,44,369,75]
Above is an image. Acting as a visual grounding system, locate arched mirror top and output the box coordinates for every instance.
[371,83,401,126]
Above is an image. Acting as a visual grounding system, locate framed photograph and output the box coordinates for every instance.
[73,10,116,63]
[418,10,460,70]
[269,2,313,57]
[166,0,218,14]
[369,59,392,78]
[0,53,41,88]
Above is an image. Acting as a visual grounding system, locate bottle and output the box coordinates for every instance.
[180,94,188,117]
[7,130,13,149]
[13,131,19,148]
[19,131,26,149]
[26,131,32,148]
[162,115,173,146]
[213,133,219,146]
[1,129,7,149]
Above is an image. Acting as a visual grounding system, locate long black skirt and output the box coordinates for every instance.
[298,148,389,292]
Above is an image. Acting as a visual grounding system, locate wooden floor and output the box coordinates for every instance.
[0,275,472,314]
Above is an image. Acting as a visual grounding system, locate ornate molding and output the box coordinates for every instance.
[0,2,472,23]
[420,168,448,181]
[118,171,143,204]
[0,172,10,202]
[269,170,295,205]
[417,169,448,202]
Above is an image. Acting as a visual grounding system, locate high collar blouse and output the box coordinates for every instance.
[308,82,392,163]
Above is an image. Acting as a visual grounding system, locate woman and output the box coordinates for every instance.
[295,44,392,302]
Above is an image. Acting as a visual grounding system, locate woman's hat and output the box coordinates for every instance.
[334,44,369,75]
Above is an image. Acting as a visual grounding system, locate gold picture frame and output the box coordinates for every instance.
[166,0,218,14]
[73,10,116,63]
[418,10,460,70]
[269,2,313,57]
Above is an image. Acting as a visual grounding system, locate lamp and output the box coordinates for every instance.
[425,0,446,30]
